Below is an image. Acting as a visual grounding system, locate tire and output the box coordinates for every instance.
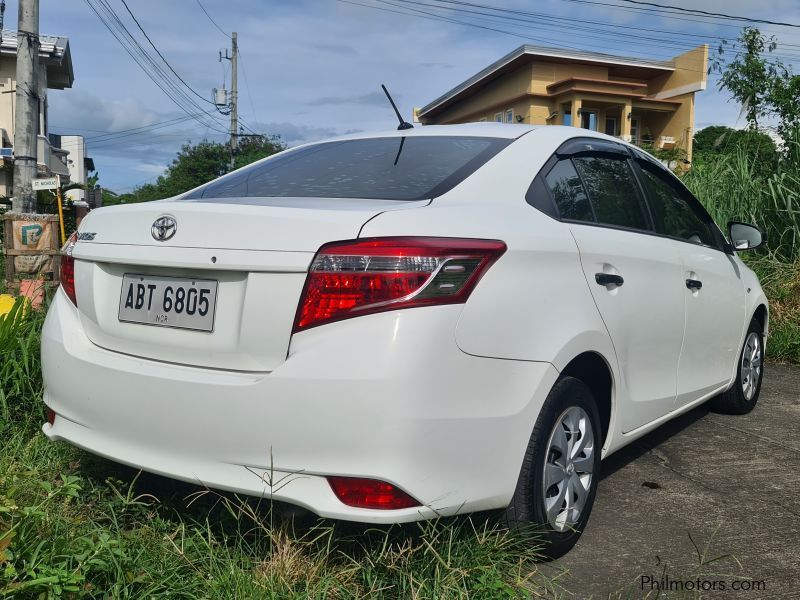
[503,376,602,559]
[710,318,765,415]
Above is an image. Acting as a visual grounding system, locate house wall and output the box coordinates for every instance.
[60,134,86,201]
[0,54,68,197]
[529,60,609,93]
[421,45,707,163]
[421,63,533,123]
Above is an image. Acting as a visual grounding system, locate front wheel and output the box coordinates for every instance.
[504,377,601,559]
[710,318,765,415]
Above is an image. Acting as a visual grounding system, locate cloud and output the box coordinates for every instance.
[48,92,162,135]
[312,43,359,56]
[420,62,455,69]
[306,91,388,107]
[250,121,342,145]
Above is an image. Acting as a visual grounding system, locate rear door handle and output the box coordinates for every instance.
[595,273,624,287]
[686,278,703,290]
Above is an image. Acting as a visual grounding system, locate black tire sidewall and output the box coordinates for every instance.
[525,377,602,558]
[736,320,765,407]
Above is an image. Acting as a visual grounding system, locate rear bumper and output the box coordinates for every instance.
[42,290,557,523]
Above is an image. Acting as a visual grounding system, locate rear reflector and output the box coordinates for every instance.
[60,232,78,306]
[293,237,506,332]
[328,476,420,510]
[45,407,56,425]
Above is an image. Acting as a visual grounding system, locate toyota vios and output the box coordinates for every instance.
[42,124,767,557]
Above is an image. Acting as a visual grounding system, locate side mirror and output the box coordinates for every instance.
[728,221,766,251]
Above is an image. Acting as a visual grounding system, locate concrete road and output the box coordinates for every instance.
[554,364,800,599]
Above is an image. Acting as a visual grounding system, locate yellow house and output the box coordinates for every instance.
[417,44,708,162]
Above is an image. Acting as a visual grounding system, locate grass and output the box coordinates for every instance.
[0,297,559,599]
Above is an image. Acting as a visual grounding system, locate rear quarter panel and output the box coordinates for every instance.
[358,128,617,373]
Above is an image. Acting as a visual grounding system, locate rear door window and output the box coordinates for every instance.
[183,136,511,201]
[572,155,649,230]
[544,159,594,222]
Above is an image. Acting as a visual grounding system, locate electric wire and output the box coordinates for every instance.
[118,0,216,105]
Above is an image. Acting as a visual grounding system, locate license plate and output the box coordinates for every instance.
[118,274,218,332]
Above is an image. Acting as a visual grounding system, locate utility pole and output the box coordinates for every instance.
[229,31,238,171]
[12,0,40,213]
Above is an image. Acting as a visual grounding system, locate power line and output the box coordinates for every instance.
[88,0,213,121]
[384,0,800,64]
[237,50,261,132]
[413,0,800,52]
[600,0,800,29]
[341,0,706,71]
[342,0,798,72]
[195,0,230,38]
[83,0,227,133]
[118,0,215,105]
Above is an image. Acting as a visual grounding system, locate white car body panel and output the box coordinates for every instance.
[43,292,558,522]
[676,243,747,404]
[41,123,768,523]
[567,224,685,433]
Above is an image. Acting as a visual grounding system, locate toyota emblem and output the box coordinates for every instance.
[151,216,177,242]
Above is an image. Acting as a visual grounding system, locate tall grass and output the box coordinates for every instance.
[0,298,45,432]
[682,135,800,263]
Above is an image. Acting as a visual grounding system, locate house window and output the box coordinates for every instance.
[494,112,503,123]
[605,117,618,136]
[562,103,572,126]
[505,109,514,123]
[579,110,597,131]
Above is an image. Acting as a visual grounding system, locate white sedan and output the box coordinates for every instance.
[42,124,767,557]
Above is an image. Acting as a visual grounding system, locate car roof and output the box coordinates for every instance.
[322,122,540,142]
[316,123,637,149]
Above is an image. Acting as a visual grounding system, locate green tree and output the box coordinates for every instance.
[712,27,784,130]
[693,125,778,174]
[117,135,285,204]
[768,73,800,139]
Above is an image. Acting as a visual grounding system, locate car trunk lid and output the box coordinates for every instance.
[71,198,428,371]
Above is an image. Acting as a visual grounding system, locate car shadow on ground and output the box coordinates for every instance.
[599,404,710,481]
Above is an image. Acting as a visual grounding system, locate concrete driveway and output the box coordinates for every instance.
[554,364,800,599]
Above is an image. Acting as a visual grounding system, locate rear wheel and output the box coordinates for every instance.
[710,318,764,415]
[504,377,601,559]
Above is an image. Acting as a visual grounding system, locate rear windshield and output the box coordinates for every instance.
[182,136,511,201]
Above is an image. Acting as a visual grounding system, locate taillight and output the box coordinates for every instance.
[293,237,506,332]
[328,476,420,510]
[60,232,77,306]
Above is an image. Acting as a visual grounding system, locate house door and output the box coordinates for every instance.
[630,118,640,143]
[580,110,597,131]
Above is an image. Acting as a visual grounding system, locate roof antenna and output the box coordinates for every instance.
[381,84,414,130]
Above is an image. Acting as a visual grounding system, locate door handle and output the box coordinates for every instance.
[686,278,703,290]
[595,273,624,287]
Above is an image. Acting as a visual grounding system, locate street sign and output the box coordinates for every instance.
[32,177,59,191]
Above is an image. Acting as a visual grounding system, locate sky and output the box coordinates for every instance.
[5,0,800,192]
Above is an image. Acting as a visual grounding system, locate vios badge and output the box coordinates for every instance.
[151,216,177,241]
